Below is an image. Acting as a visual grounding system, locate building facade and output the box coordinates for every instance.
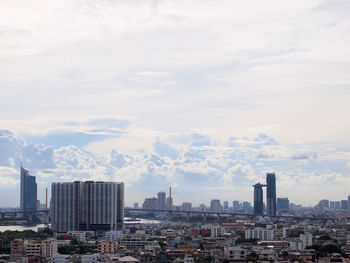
[253,183,264,215]
[245,227,274,241]
[157,191,166,210]
[266,173,276,216]
[210,199,221,212]
[20,166,37,215]
[51,181,124,232]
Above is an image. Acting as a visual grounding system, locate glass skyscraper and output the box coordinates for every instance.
[253,183,264,215]
[266,173,277,216]
[20,166,37,215]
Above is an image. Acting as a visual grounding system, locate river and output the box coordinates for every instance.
[0,218,160,232]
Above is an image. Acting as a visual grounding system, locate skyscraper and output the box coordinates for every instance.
[51,181,124,233]
[223,201,229,210]
[277,197,289,212]
[20,166,37,216]
[253,183,264,215]
[233,200,241,211]
[210,199,221,212]
[266,173,276,216]
[157,191,166,210]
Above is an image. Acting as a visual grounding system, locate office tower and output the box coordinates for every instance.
[223,201,229,210]
[133,203,139,209]
[142,197,157,210]
[157,191,166,210]
[253,183,264,215]
[210,199,221,212]
[277,197,289,212]
[51,181,124,233]
[233,200,241,211]
[266,173,276,216]
[348,196,350,211]
[330,201,336,209]
[20,166,37,216]
[334,201,341,209]
[182,202,192,211]
[242,201,251,210]
[341,200,348,210]
[318,199,329,209]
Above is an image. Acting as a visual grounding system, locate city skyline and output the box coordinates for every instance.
[1,0,350,207]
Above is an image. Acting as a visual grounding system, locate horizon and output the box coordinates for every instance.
[1,0,350,208]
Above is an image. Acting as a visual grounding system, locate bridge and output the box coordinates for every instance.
[0,208,335,221]
[125,208,333,221]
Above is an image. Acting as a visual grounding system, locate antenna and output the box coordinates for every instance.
[46,188,48,210]
[169,186,172,211]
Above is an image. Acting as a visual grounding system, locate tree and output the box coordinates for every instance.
[245,252,259,262]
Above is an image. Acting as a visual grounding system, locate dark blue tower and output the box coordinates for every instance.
[266,172,276,216]
[20,166,37,216]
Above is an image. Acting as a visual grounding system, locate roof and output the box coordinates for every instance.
[118,256,139,262]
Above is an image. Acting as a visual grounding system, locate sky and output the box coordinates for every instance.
[0,0,350,207]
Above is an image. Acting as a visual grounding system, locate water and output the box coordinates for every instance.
[124,218,161,224]
[0,219,160,232]
[0,224,46,232]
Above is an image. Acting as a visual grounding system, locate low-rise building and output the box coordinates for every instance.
[98,241,119,253]
[245,227,274,241]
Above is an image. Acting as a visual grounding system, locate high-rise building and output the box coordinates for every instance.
[253,183,264,215]
[277,197,289,212]
[182,202,192,211]
[242,201,251,210]
[233,200,241,211]
[143,197,157,210]
[51,181,124,233]
[318,199,329,209]
[210,199,221,212]
[157,191,166,210]
[20,166,37,216]
[223,201,229,210]
[133,203,139,209]
[348,196,350,211]
[266,173,276,216]
[341,200,348,210]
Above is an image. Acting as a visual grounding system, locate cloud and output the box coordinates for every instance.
[290,152,317,160]
[0,129,350,206]
[1,0,350,205]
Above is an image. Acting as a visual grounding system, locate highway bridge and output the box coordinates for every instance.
[0,208,334,221]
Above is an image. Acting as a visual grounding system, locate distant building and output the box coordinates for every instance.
[300,233,313,249]
[98,241,118,253]
[133,202,139,209]
[253,183,264,215]
[233,200,241,211]
[245,227,274,241]
[341,200,348,210]
[20,166,37,216]
[210,199,221,212]
[157,191,166,210]
[318,199,329,209]
[266,173,276,216]
[223,201,229,210]
[277,197,289,212]
[211,226,225,237]
[143,197,157,210]
[242,201,251,210]
[51,181,124,232]
[182,202,192,211]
